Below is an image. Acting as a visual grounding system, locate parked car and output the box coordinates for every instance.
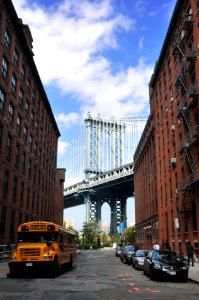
[143,250,189,282]
[132,250,149,270]
[115,244,123,257]
[119,244,126,261]
[121,245,138,264]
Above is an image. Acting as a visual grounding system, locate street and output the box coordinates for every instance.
[0,249,199,299]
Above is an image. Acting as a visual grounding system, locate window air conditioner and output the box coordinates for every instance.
[171,158,176,164]
[171,125,175,131]
[170,97,174,102]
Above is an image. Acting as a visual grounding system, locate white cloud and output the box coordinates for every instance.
[134,0,146,18]
[58,140,70,155]
[13,0,152,119]
[55,112,81,128]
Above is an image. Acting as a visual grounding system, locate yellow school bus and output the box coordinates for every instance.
[9,221,77,276]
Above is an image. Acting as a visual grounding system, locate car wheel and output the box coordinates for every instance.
[149,267,156,280]
[181,276,188,283]
[143,266,147,275]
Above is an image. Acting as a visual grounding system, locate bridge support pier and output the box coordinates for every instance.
[110,199,117,235]
[109,197,127,235]
[83,192,91,223]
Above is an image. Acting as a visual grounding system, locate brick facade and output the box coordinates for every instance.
[0,0,64,244]
[134,0,199,257]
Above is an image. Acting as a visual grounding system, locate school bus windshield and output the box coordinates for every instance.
[18,232,59,243]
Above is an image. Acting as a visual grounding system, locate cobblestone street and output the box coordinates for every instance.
[0,249,199,300]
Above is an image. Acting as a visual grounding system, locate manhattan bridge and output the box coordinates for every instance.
[61,112,147,234]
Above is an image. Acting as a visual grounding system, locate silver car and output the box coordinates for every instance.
[132,250,149,270]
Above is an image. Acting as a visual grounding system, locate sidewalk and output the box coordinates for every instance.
[188,261,199,283]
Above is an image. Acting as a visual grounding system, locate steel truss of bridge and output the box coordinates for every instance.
[64,163,134,234]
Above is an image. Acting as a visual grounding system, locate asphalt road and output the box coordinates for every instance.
[0,248,199,299]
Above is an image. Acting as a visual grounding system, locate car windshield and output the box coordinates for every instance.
[153,251,178,261]
[117,246,122,250]
[18,232,58,243]
[127,246,135,251]
[137,251,148,257]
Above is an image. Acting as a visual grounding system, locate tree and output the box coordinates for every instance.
[124,225,136,243]
[82,222,97,247]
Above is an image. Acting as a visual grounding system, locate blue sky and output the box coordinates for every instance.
[12,0,176,230]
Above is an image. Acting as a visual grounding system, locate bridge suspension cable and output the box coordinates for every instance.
[60,113,148,186]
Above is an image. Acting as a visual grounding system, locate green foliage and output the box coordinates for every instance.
[82,222,97,246]
[124,225,136,243]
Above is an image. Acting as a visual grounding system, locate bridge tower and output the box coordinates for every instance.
[83,112,127,233]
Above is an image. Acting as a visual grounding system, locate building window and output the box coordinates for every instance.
[0,126,2,149]
[29,135,33,151]
[159,83,162,97]
[2,57,8,78]
[20,183,24,205]
[15,144,19,166]
[26,188,30,209]
[23,126,27,143]
[34,143,37,157]
[3,170,9,194]
[165,95,168,111]
[168,59,172,76]
[163,71,166,88]
[27,78,31,93]
[28,160,31,180]
[0,88,5,111]
[32,90,36,103]
[8,103,14,123]
[197,0,199,10]
[169,84,173,101]
[22,152,26,171]
[4,31,11,48]
[6,135,11,160]
[13,49,19,67]
[13,177,17,199]
[19,88,24,107]
[16,115,21,135]
[21,65,25,80]
[25,101,29,119]
[31,111,34,125]
[36,121,38,134]
[11,74,17,93]
[0,208,6,236]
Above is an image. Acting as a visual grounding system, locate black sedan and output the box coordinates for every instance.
[132,250,149,270]
[143,250,189,282]
[121,245,138,264]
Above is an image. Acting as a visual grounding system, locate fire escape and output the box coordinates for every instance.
[172,12,199,214]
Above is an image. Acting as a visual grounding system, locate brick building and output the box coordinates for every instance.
[0,0,65,244]
[134,0,199,257]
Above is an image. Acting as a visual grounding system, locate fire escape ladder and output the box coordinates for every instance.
[181,186,193,214]
[183,145,196,175]
[181,108,193,133]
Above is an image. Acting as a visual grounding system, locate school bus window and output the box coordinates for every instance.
[64,234,67,244]
[60,233,63,243]
[18,232,58,243]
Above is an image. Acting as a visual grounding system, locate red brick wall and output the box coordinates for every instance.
[0,0,63,244]
[134,0,199,256]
